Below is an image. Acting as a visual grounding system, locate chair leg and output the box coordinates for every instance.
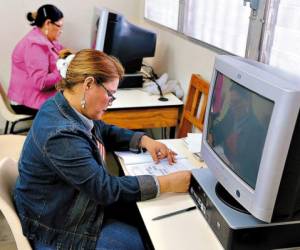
[4,121,9,134]
[10,121,16,134]
[169,126,176,139]
[161,127,167,139]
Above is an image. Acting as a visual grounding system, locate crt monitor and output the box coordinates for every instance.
[92,8,156,74]
[201,55,300,223]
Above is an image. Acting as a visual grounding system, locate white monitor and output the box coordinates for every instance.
[202,55,300,223]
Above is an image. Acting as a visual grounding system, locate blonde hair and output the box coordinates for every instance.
[56,49,124,90]
[31,11,37,20]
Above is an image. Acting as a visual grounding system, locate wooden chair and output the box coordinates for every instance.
[0,82,33,134]
[0,157,32,250]
[177,74,210,138]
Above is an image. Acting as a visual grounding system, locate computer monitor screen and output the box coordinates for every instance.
[201,55,300,223]
[92,8,156,74]
[207,72,273,188]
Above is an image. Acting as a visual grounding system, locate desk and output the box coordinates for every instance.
[101,89,183,138]
[117,139,223,250]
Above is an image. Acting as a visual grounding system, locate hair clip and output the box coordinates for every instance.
[56,54,75,78]
[43,7,47,17]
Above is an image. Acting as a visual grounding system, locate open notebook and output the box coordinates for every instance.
[115,151,196,176]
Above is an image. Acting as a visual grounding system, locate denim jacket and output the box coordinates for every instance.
[14,92,158,250]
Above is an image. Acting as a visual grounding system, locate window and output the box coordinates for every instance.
[144,0,180,30]
[183,0,251,56]
[145,0,256,56]
[145,0,300,77]
[260,0,300,76]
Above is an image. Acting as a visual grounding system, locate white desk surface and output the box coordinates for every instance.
[118,139,223,250]
[109,88,183,109]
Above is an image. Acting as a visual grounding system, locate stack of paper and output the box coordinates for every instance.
[183,133,202,153]
[115,151,196,176]
[182,133,204,162]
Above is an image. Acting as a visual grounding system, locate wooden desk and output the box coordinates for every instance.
[117,139,223,250]
[101,89,183,137]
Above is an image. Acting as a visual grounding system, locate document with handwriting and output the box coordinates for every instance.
[115,151,195,176]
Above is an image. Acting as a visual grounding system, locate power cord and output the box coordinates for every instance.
[142,64,168,102]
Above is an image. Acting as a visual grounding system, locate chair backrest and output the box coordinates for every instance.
[0,135,26,160]
[177,74,210,138]
[0,82,32,121]
[0,157,32,250]
[0,82,18,120]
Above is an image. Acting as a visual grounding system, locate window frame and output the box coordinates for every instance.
[144,0,268,59]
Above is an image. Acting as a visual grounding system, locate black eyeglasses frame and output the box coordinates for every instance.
[51,22,63,28]
[94,78,116,104]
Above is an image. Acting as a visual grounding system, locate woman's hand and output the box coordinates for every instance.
[157,171,191,193]
[140,135,177,164]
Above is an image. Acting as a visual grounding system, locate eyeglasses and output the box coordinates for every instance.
[100,83,116,104]
[96,80,116,104]
[51,22,63,29]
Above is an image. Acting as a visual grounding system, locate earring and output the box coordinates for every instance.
[81,98,86,109]
[81,93,86,109]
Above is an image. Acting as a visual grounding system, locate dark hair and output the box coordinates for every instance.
[27,4,63,27]
[56,49,124,90]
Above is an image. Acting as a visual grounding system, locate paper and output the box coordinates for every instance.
[183,133,202,153]
[115,151,195,176]
[115,151,185,165]
[124,158,194,176]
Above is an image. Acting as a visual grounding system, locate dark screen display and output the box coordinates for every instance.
[207,72,274,188]
[104,13,156,73]
[92,11,156,74]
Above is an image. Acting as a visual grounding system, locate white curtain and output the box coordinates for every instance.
[182,0,251,56]
[144,0,180,30]
[265,0,300,76]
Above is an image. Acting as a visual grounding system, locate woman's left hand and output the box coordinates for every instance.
[140,135,177,164]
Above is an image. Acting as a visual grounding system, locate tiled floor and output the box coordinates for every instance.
[0,212,17,250]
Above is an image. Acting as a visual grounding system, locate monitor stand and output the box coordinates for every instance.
[118,73,144,88]
[189,168,300,250]
[215,182,249,215]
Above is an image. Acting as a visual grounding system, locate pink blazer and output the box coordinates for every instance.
[8,27,63,109]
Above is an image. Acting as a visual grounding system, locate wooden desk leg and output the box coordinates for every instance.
[169,126,176,139]
[161,128,166,139]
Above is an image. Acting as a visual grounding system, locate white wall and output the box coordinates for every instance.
[0,0,218,93]
[0,0,141,129]
[0,0,141,89]
[0,0,217,130]
[142,24,217,95]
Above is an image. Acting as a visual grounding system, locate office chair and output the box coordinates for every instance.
[0,82,33,134]
[177,74,210,138]
[0,157,32,250]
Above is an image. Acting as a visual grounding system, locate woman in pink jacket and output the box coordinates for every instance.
[8,4,64,116]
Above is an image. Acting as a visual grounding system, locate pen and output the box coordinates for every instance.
[152,206,197,221]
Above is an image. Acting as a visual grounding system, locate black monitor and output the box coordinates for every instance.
[92,8,157,88]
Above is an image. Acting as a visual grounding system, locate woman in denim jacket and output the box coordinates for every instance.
[14,49,191,250]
